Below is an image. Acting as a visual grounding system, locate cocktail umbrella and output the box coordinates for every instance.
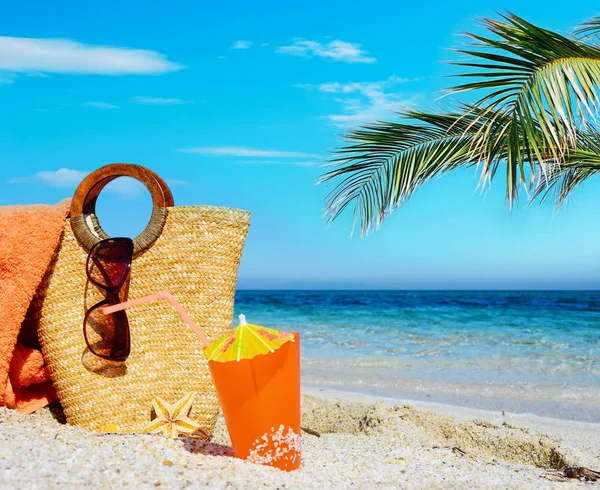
[204,314,295,362]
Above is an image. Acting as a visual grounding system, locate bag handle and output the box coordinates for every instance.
[70,163,174,257]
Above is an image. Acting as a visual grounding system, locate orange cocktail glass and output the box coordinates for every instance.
[208,332,301,471]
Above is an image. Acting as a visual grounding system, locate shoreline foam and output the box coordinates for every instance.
[301,357,600,423]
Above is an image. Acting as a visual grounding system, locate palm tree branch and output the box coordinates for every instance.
[574,16,600,39]
[533,126,600,206]
[321,109,509,235]
[448,13,600,198]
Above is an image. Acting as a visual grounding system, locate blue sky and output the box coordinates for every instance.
[1,0,600,289]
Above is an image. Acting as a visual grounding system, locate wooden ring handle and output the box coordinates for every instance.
[70,163,174,257]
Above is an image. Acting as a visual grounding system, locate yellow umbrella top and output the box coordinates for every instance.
[204,314,295,362]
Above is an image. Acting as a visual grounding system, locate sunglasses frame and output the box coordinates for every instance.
[83,237,134,361]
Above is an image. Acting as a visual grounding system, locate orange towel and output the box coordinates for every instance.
[0,199,71,414]
[9,344,52,388]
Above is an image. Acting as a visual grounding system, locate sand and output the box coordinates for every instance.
[0,388,598,489]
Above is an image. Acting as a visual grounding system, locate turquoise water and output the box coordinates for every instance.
[234,290,600,422]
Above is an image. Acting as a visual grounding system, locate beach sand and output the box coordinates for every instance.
[0,388,598,489]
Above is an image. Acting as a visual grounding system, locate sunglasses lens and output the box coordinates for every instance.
[87,239,133,290]
[84,300,130,361]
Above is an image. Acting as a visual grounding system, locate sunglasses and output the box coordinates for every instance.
[83,238,134,362]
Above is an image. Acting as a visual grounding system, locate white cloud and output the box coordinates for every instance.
[130,96,191,105]
[276,39,375,63]
[0,72,17,84]
[8,169,144,198]
[232,40,253,50]
[9,168,88,187]
[81,101,119,109]
[0,36,183,75]
[297,75,418,127]
[25,71,50,78]
[175,146,319,158]
[166,179,190,186]
[316,76,411,94]
[102,176,146,198]
[236,160,319,167]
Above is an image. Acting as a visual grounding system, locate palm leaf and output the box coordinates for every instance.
[321,107,512,235]
[574,16,600,39]
[450,13,600,202]
[533,125,600,206]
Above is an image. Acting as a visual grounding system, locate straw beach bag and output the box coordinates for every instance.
[35,163,250,435]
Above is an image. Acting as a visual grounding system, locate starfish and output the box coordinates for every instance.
[145,392,208,439]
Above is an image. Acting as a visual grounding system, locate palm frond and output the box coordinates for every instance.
[533,125,600,206]
[321,107,511,235]
[450,12,600,201]
[574,16,600,39]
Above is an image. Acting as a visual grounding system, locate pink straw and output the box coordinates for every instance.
[102,291,211,348]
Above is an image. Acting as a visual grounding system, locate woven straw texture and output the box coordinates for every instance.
[36,205,250,434]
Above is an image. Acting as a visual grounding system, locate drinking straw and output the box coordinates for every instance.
[102,291,211,348]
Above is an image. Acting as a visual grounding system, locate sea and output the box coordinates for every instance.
[234,290,600,423]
